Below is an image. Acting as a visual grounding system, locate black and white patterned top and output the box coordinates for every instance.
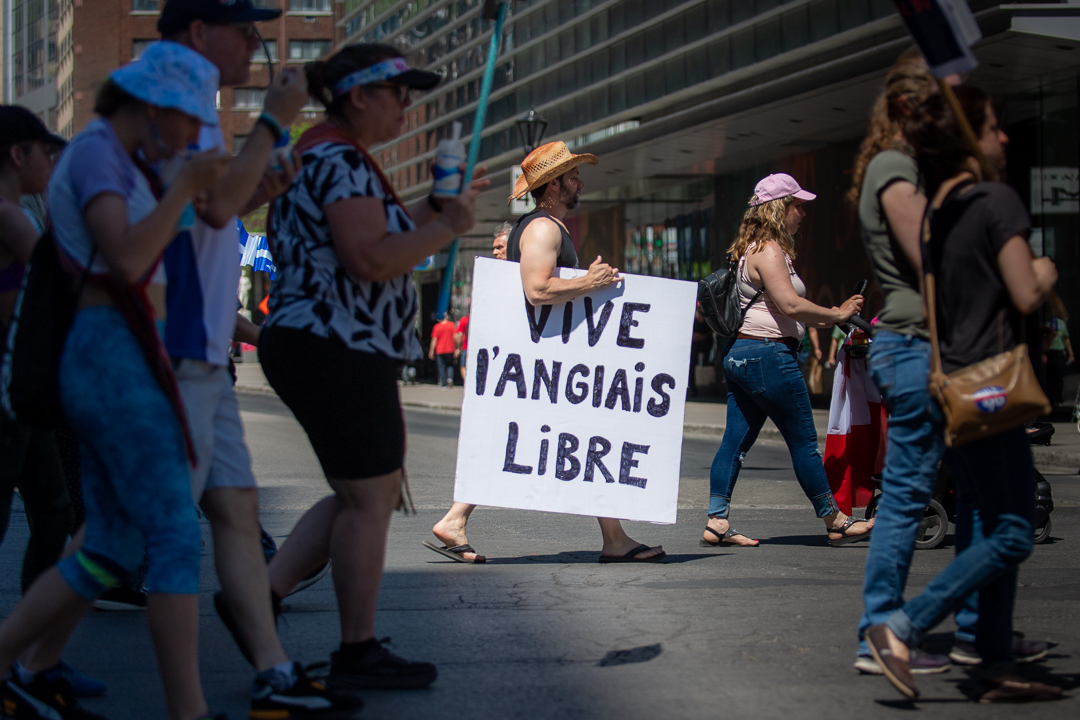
[266,141,421,360]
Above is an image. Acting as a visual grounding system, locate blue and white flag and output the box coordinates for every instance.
[237,220,276,279]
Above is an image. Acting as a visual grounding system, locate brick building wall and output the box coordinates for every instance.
[65,0,160,136]
[59,0,338,148]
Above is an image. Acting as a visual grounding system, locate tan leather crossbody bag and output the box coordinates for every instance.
[923,179,1049,447]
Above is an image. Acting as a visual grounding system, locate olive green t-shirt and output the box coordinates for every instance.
[859,150,927,340]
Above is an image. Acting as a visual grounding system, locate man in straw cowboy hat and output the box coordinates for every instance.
[425,141,665,564]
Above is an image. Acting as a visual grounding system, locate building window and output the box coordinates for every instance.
[132,0,160,11]
[289,40,331,61]
[132,39,155,60]
[288,0,330,12]
[233,88,266,109]
[254,39,278,63]
[234,134,249,154]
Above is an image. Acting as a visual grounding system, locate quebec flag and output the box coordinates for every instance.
[237,220,276,279]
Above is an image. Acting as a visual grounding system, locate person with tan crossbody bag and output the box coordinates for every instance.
[864,85,1062,704]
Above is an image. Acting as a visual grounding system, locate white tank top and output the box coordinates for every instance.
[737,244,806,341]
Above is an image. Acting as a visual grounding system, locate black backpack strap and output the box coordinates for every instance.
[721,256,764,357]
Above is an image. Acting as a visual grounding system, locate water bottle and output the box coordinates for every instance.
[432,121,465,199]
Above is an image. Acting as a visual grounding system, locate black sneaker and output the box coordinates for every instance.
[250,663,363,719]
[854,650,951,675]
[4,672,109,719]
[92,586,148,611]
[328,639,437,691]
[950,631,1049,665]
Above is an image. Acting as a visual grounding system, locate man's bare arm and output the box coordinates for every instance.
[519,218,619,305]
[199,69,308,228]
[233,313,260,346]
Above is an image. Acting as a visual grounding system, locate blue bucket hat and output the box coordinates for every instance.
[109,41,220,126]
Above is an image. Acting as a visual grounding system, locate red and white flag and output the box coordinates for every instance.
[823,340,886,514]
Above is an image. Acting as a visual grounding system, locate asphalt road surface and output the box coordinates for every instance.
[1,393,1076,720]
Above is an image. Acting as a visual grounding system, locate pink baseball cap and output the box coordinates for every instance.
[749,173,816,206]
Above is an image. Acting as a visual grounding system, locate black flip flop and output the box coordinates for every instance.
[701,525,759,547]
[422,541,487,563]
[598,544,666,563]
[828,516,872,547]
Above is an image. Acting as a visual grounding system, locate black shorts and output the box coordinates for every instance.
[259,326,405,480]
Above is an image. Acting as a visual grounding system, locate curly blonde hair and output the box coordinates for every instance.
[728,196,797,260]
[848,49,937,206]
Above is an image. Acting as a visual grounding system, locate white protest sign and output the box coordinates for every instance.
[453,257,697,524]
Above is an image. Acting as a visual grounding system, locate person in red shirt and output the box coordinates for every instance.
[428,313,458,388]
[455,313,469,382]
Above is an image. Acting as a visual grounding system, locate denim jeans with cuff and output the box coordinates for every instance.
[709,338,838,519]
[885,427,1035,671]
[857,332,980,656]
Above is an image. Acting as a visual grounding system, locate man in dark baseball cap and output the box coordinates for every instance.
[157,0,281,35]
[0,105,67,151]
[151,4,365,720]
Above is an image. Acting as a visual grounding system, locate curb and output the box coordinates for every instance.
[238,385,1080,474]
[682,423,812,443]
[400,400,469,414]
[235,384,277,396]
[1031,446,1080,474]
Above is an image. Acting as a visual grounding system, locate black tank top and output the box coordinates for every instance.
[506,209,578,269]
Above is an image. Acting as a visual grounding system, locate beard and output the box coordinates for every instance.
[563,188,580,210]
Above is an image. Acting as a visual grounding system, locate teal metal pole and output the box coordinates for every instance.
[435,1,508,319]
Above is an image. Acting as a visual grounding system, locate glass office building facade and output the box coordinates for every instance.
[344,0,901,193]
[338,1,1080,388]
[3,0,60,127]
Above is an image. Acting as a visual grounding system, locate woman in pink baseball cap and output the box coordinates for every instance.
[703,173,871,548]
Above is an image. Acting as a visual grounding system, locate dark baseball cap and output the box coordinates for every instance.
[0,105,67,149]
[158,0,282,36]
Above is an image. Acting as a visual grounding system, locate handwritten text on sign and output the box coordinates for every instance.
[453,258,697,524]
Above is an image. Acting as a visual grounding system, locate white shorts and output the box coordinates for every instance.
[174,359,256,501]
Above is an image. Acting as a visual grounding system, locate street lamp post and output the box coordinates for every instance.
[516,107,548,154]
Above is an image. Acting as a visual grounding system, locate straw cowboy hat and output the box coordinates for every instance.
[509,141,598,203]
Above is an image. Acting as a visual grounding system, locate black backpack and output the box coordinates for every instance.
[1,233,93,428]
[697,253,762,341]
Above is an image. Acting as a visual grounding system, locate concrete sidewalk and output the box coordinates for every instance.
[233,361,1080,472]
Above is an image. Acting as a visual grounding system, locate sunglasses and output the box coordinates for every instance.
[367,83,411,103]
[217,23,258,41]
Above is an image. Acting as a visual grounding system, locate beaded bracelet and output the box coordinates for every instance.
[256,111,284,141]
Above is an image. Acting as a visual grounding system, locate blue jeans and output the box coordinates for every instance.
[436,353,455,386]
[56,307,201,599]
[886,427,1035,670]
[858,333,946,652]
[709,339,838,518]
[857,332,979,655]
